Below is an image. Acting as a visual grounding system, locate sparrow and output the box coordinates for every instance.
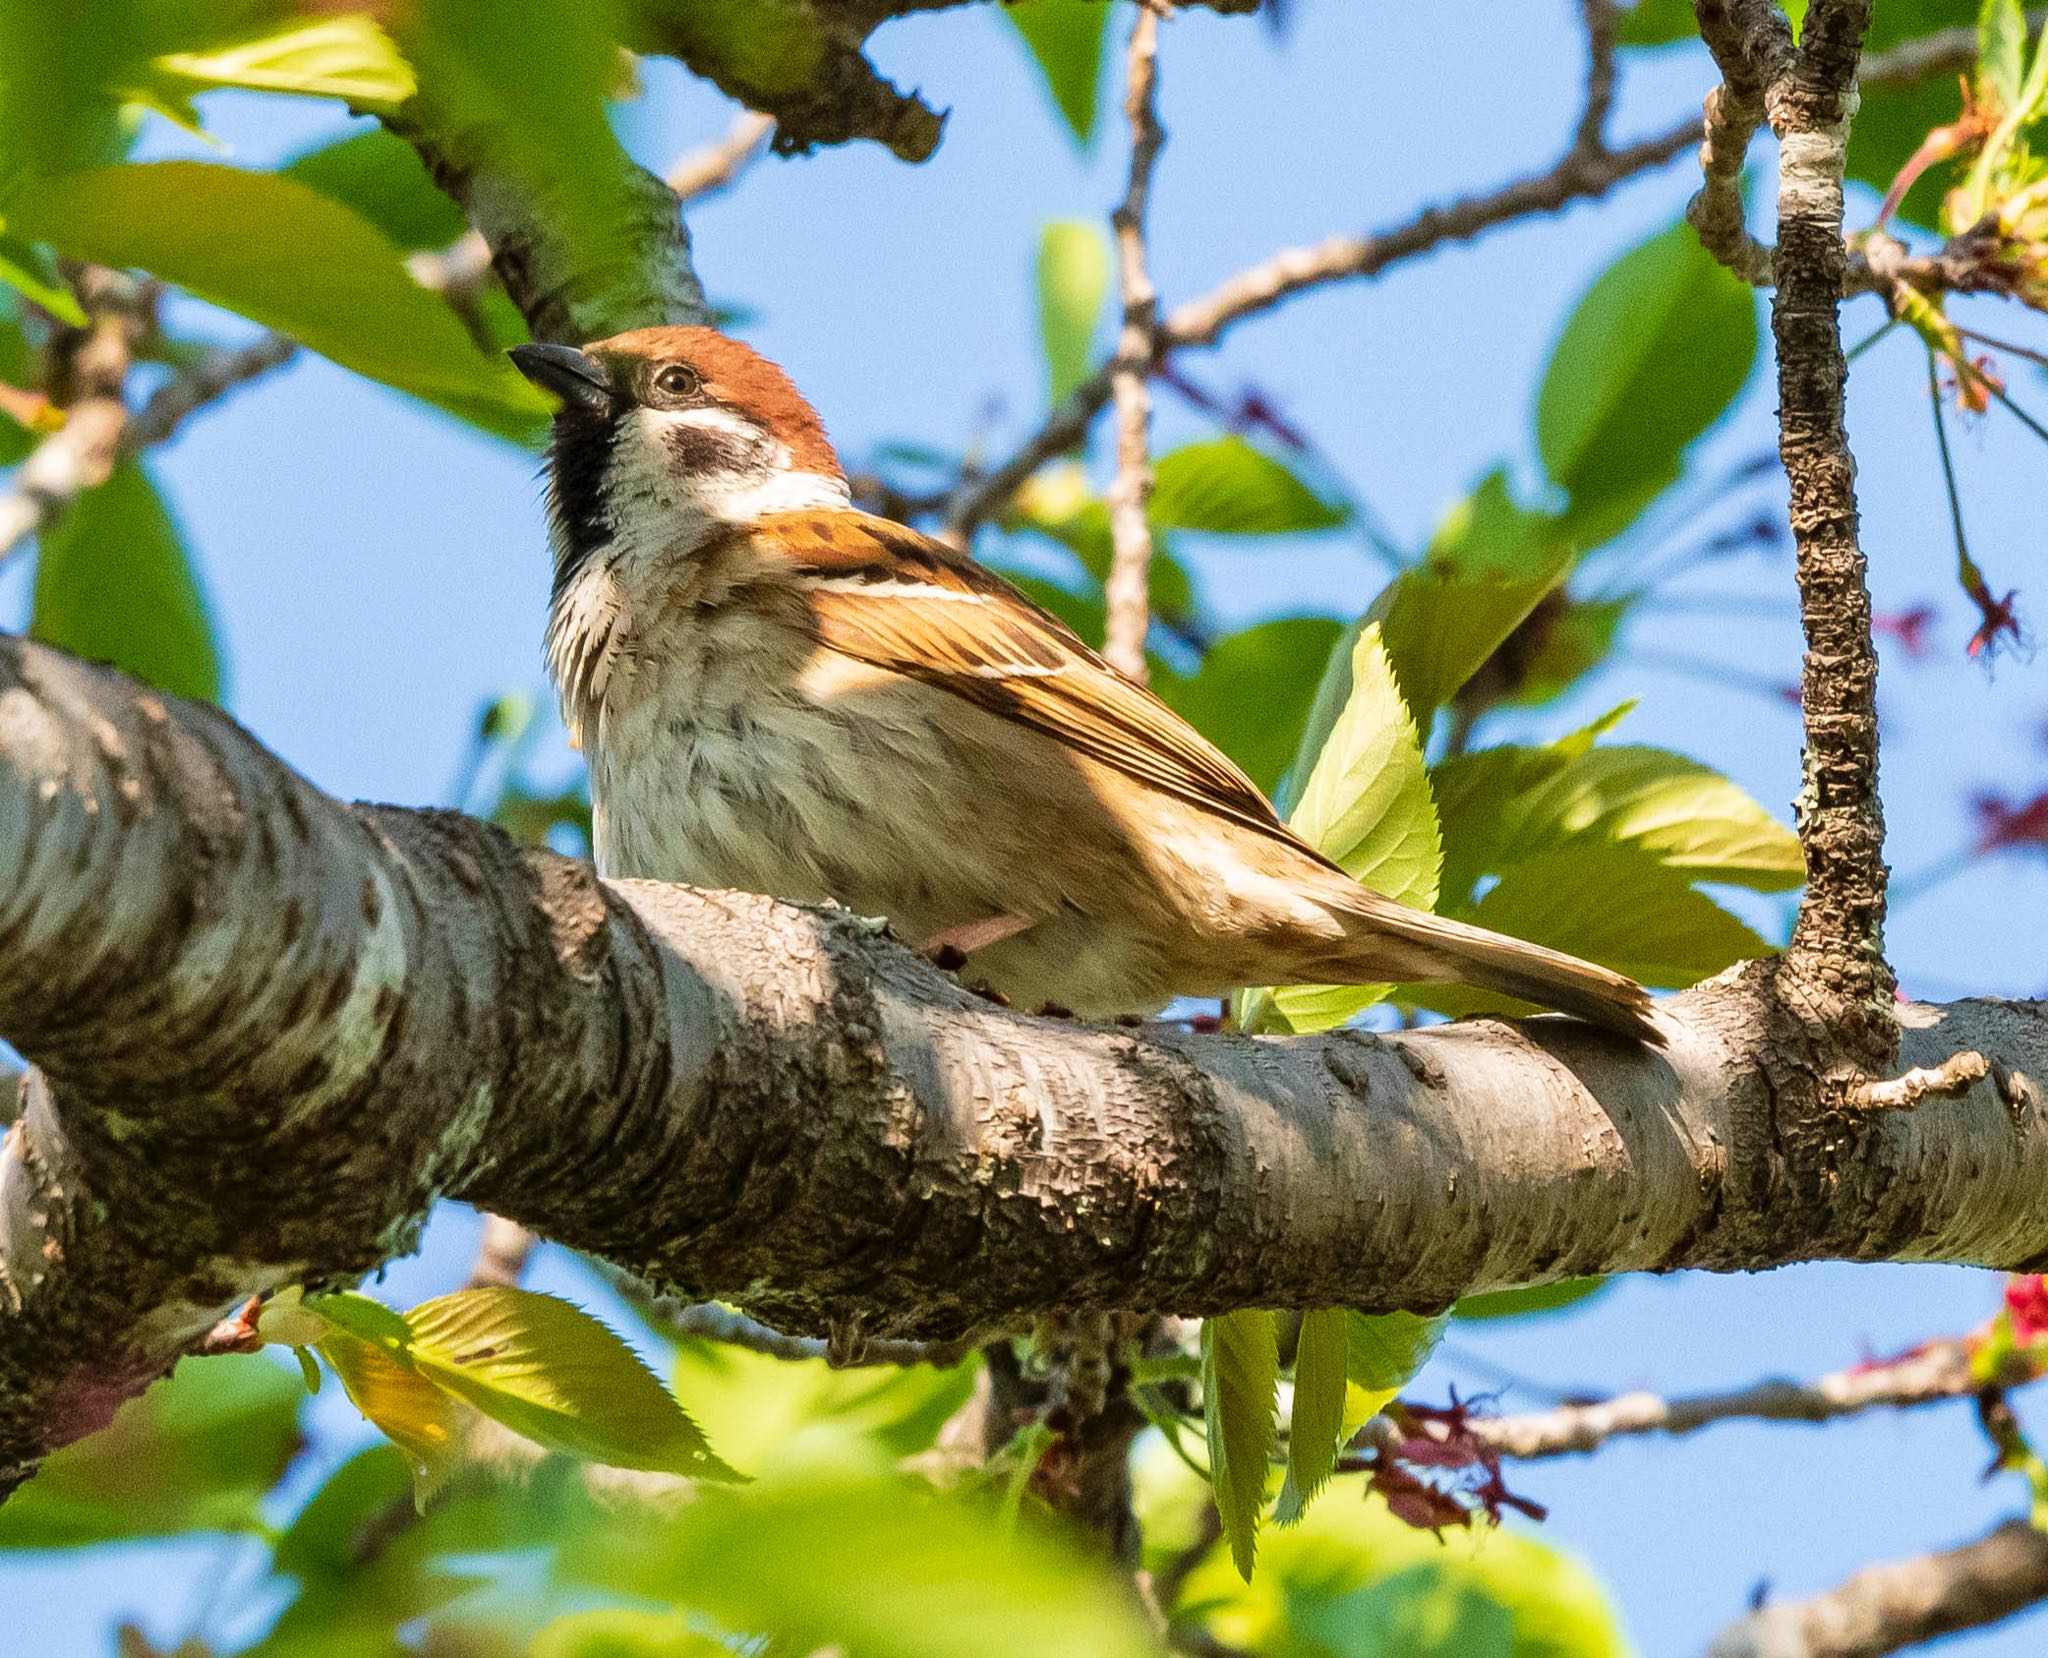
[510,327,1658,1041]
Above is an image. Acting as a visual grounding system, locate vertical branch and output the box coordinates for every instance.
[1101,3,1170,683]
[1768,0,1892,1060]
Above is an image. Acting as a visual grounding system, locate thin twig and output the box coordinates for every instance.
[1703,1518,2048,1658]
[124,333,297,450]
[1469,1338,1983,1460]
[659,1298,975,1369]
[1101,4,1169,681]
[1848,1051,1990,1112]
[665,109,776,202]
[1575,0,1623,155]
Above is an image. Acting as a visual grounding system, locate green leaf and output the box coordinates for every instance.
[531,1609,725,1658]
[273,1446,413,1584]
[1178,1450,1633,1658]
[1344,1310,1445,1394]
[31,457,222,702]
[17,161,547,437]
[1849,0,1985,226]
[1456,1278,1613,1320]
[1980,0,2028,110]
[1150,436,1350,535]
[1202,1309,1281,1581]
[1247,624,1441,1034]
[284,128,469,253]
[314,1325,471,1506]
[1498,594,1633,709]
[1001,0,1112,145]
[0,227,84,324]
[396,1287,742,1483]
[667,1320,978,1475]
[1036,220,1108,408]
[0,1353,301,1546]
[1536,219,1758,530]
[1371,555,1576,731]
[1275,1308,1348,1526]
[562,1472,1160,1658]
[1431,739,1804,913]
[1285,624,1440,901]
[1619,0,1805,45]
[1410,848,1770,1020]
[1002,465,1198,623]
[1151,616,1346,795]
[143,13,414,112]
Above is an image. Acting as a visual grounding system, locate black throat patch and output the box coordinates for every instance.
[544,407,618,601]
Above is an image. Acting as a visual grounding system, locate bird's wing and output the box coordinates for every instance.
[750,509,1305,847]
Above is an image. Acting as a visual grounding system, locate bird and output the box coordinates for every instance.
[509,326,1658,1042]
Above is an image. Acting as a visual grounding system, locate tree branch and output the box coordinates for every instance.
[2,638,2047,1500]
[1470,1338,1986,1461]
[1703,1519,2048,1658]
[1101,4,1169,681]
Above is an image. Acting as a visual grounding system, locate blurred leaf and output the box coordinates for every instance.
[284,128,469,253]
[144,14,413,114]
[1036,219,1107,407]
[17,161,547,436]
[1275,1308,1348,1526]
[531,1609,724,1658]
[1431,739,1803,912]
[1618,0,1805,45]
[273,1446,414,1583]
[0,227,84,324]
[1424,466,1562,578]
[1178,1462,1633,1658]
[1456,1279,1612,1320]
[1494,594,1633,709]
[1536,220,1757,531]
[0,1353,301,1547]
[1151,436,1350,535]
[1344,1310,1445,1393]
[31,457,222,702]
[1371,557,1576,732]
[1003,465,1198,622]
[1152,615,1345,795]
[1002,0,1111,144]
[1981,0,2027,110]
[562,1472,1159,1658]
[1411,848,1770,1018]
[668,1327,978,1476]
[1202,1308,1280,1580]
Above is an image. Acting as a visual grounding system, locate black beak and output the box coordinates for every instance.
[509,343,615,413]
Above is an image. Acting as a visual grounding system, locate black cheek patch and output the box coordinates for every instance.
[662,421,754,476]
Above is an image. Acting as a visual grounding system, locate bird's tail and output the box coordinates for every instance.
[1299,886,1661,1044]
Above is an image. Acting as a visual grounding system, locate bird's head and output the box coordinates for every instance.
[511,326,848,584]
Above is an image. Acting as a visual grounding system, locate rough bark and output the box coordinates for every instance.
[1,638,2043,1500]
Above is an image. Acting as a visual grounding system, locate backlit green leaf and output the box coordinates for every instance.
[145,14,413,111]
[1202,1308,1280,1580]
[399,1287,741,1483]
[0,1353,301,1547]
[1150,436,1350,536]
[1536,220,1758,531]
[1980,0,2027,110]
[531,1609,725,1658]
[1275,1308,1348,1526]
[0,227,84,324]
[17,161,546,436]
[1002,0,1112,144]
[1344,1309,1446,1393]
[1457,1278,1613,1320]
[1248,624,1441,1034]
[1036,220,1107,407]
[31,457,222,702]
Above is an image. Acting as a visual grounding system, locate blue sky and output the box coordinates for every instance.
[9,2,2048,1652]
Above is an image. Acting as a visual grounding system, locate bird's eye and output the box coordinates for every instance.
[652,363,702,401]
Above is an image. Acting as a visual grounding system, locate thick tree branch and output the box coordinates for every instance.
[1102,4,1168,681]
[2,639,2047,1501]
[1704,1519,2048,1658]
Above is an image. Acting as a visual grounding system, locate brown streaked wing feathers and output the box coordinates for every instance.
[754,510,1310,848]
